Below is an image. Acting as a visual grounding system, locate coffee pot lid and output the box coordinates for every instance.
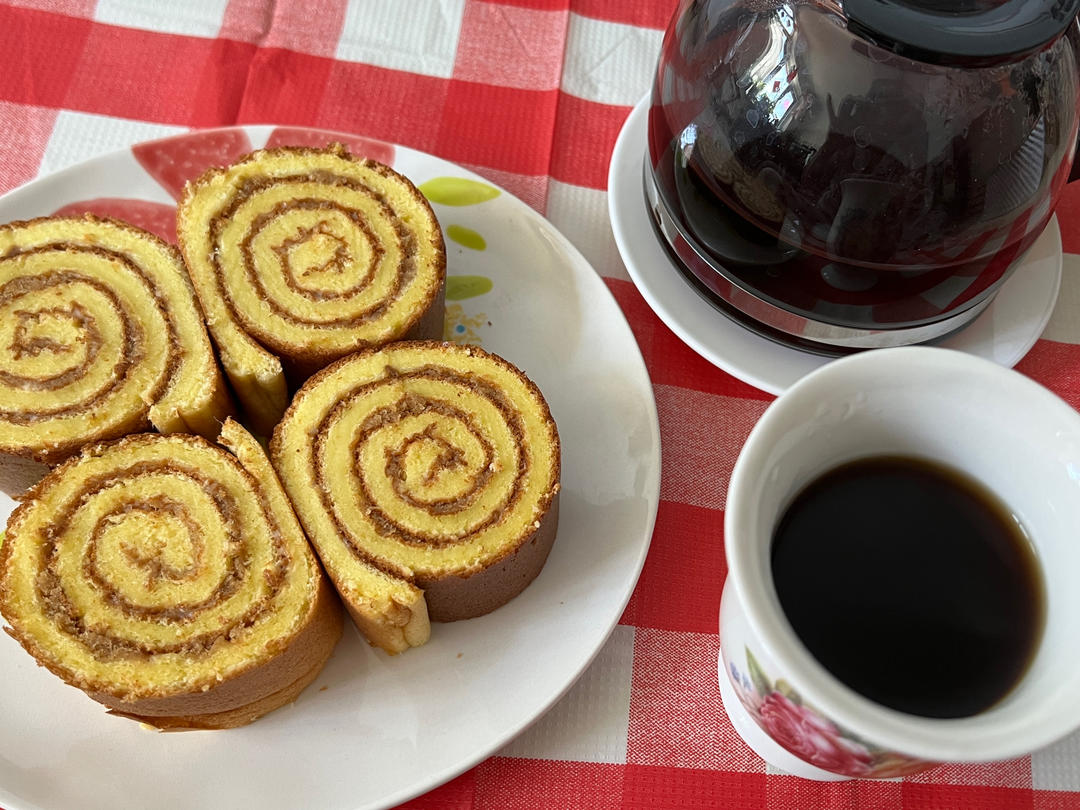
[843,0,1080,66]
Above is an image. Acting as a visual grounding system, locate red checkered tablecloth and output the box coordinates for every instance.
[3,1,1080,808]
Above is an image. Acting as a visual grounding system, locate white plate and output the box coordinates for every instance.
[0,127,661,810]
[609,95,1064,395]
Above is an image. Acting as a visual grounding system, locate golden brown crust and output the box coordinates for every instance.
[1,214,175,262]
[105,653,327,730]
[0,453,52,499]
[281,281,447,385]
[90,573,343,728]
[421,494,560,622]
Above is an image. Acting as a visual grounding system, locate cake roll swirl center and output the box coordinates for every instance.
[0,244,186,451]
[212,178,415,342]
[28,450,291,658]
[10,303,92,361]
[5,301,101,387]
[99,499,206,589]
[0,269,135,407]
[259,204,381,301]
[383,417,491,509]
[314,367,529,557]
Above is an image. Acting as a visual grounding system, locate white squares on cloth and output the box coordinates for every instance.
[453,2,567,90]
[336,0,466,79]
[1040,252,1080,345]
[39,111,184,176]
[498,625,635,764]
[5,1,95,16]
[1033,728,1080,791]
[561,13,662,107]
[94,0,231,38]
[545,179,628,282]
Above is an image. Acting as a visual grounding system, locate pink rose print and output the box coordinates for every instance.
[758,691,873,776]
[729,650,932,777]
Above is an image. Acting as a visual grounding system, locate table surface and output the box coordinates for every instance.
[2,1,1080,808]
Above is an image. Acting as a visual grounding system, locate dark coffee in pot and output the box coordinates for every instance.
[770,455,1045,719]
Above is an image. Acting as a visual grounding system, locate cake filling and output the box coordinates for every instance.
[32,458,289,659]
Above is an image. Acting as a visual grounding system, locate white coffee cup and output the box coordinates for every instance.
[719,346,1080,779]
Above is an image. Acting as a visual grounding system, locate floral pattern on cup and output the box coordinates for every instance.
[729,648,932,778]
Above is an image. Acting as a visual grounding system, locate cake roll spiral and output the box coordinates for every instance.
[271,342,561,654]
[0,216,233,495]
[0,419,343,730]
[177,145,447,435]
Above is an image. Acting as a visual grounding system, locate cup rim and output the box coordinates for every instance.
[725,345,1080,761]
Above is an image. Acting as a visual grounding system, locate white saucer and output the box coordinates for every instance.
[608,96,1064,395]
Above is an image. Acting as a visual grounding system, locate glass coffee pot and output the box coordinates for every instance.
[647,0,1080,353]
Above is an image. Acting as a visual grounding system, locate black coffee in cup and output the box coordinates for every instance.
[770,455,1045,719]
